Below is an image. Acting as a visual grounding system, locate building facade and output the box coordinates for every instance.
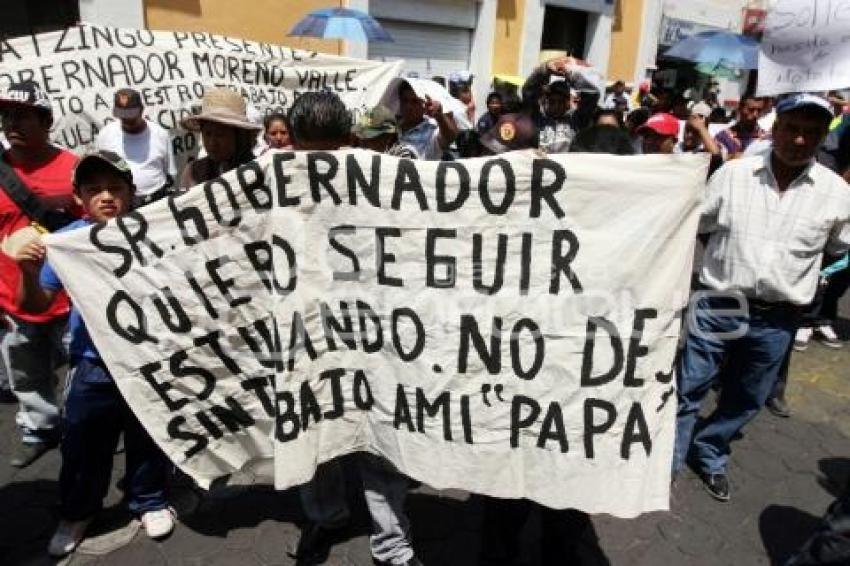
[1,0,765,111]
[70,0,620,103]
[607,0,663,85]
[491,1,618,81]
[69,0,499,118]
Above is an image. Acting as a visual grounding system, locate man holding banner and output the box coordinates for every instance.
[673,94,850,502]
[0,81,81,468]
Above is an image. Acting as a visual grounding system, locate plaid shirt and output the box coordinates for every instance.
[699,153,850,305]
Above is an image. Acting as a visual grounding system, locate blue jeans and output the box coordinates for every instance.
[60,359,169,520]
[672,294,798,475]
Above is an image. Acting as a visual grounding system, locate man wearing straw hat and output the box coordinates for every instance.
[179,87,263,189]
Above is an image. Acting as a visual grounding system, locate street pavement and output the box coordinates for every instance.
[1,295,847,566]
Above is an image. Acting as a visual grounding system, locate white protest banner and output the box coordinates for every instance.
[0,24,401,166]
[45,150,708,518]
[757,0,850,96]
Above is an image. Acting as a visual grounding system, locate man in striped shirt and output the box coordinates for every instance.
[672,94,850,502]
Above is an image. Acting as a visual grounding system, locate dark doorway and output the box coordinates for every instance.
[541,6,588,58]
[0,0,80,39]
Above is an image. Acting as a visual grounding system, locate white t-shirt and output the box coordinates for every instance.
[95,120,176,197]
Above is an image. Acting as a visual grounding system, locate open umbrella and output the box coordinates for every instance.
[288,8,393,43]
[665,30,758,70]
[695,62,740,79]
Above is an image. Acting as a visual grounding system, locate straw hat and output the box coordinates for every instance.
[181,88,262,131]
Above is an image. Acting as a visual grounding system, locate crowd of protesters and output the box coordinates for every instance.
[0,51,848,565]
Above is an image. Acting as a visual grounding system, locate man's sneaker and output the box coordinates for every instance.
[699,472,730,502]
[815,324,843,349]
[48,518,93,557]
[765,397,791,418]
[141,508,175,539]
[794,327,813,351]
[10,440,55,468]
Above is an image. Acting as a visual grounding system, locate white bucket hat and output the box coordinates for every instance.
[181,88,262,132]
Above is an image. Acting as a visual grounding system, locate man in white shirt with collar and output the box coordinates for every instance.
[673,94,850,502]
[95,88,176,207]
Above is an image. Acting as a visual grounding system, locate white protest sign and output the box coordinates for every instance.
[757,0,850,96]
[0,24,401,167]
[45,150,708,518]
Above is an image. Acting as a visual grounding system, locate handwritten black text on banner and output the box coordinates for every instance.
[0,24,401,166]
[757,0,850,96]
[45,150,707,518]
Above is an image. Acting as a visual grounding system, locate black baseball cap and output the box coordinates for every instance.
[546,80,571,98]
[113,88,143,119]
[73,150,134,188]
[0,81,53,116]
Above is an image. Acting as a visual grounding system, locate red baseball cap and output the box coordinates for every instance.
[638,112,680,137]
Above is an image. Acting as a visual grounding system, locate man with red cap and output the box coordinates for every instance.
[638,112,680,154]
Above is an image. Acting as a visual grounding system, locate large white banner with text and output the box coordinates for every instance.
[46,150,707,518]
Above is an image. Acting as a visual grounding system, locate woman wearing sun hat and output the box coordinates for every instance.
[178,87,263,189]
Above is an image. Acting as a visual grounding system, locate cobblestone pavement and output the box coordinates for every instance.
[1,297,847,566]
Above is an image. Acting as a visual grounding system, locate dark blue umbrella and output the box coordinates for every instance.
[288,8,393,42]
[665,31,758,70]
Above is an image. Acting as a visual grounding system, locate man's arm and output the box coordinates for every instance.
[162,126,178,178]
[825,188,850,257]
[15,240,57,314]
[836,118,850,182]
[424,96,458,150]
[688,115,722,156]
[521,64,551,113]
